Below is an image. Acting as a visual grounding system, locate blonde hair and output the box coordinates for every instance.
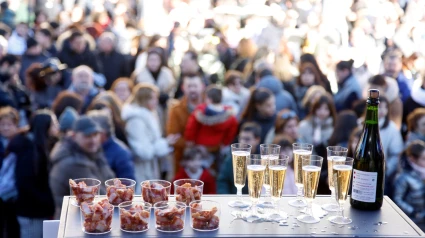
[129,83,159,107]
[301,85,327,108]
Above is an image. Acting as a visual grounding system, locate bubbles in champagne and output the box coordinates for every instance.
[247,165,265,202]
[302,165,321,201]
[232,151,249,188]
[293,150,312,186]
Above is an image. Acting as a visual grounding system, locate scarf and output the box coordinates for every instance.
[408,159,425,180]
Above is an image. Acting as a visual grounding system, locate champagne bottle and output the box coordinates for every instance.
[350,89,385,210]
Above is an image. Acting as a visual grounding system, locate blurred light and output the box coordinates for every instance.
[211,36,220,45]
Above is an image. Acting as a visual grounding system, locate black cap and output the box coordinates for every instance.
[39,58,67,76]
[72,115,102,135]
[26,37,38,49]
[369,89,380,99]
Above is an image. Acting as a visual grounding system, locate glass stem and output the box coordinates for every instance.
[252,201,258,216]
[236,187,242,201]
[296,185,303,201]
[307,201,313,217]
[339,203,344,218]
[330,188,335,203]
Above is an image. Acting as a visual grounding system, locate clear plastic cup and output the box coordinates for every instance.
[154,201,186,232]
[189,200,221,231]
[105,178,136,206]
[69,178,101,206]
[141,180,171,205]
[174,179,204,205]
[80,198,113,234]
[119,201,152,233]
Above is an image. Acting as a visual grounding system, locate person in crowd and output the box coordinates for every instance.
[347,127,362,158]
[51,91,83,118]
[122,83,179,184]
[273,135,297,195]
[382,48,413,103]
[328,110,359,148]
[240,88,276,144]
[134,47,175,104]
[35,27,58,57]
[0,35,8,59]
[173,146,216,194]
[19,37,50,83]
[217,122,261,194]
[96,32,129,90]
[230,38,257,73]
[88,91,128,145]
[404,77,425,125]
[0,107,21,237]
[49,116,115,218]
[87,110,135,180]
[406,108,425,144]
[257,72,297,113]
[334,59,362,112]
[299,53,332,93]
[301,85,327,116]
[222,70,250,119]
[58,107,78,136]
[364,74,403,129]
[25,59,68,109]
[295,62,324,118]
[67,65,99,113]
[185,85,238,171]
[393,140,425,230]
[174,50,208,99]
[7,22,28,56]
[167,73,205,173]
[265,109,299,144]
[111,77,134,103]
[0,2,15,29]
[58,31,101,72]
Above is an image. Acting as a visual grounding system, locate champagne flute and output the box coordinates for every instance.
[228,143,251,208]
[258,144,281,209]
[245,154,266,222]
[288,143,313,207]
[297,155,323,224]
[328,157,354,225]
[322,146,348,212]
[268,155,289,220]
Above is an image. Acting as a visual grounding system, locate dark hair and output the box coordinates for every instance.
[224,70,243,86]
[0,54,19,66]
[328,110,358,146]
[336,59,354,71]
[30,109,55,161]
[38,27,52,38]
[406,140,425,160]
[297,62,322,87]
[272,134,293,149]
[275,109,298,134]
[352,99,366,118]
[182,146,207,162]
[0,22,11,37]
[407,108,425,132]
[241,88,273,121]
[300,53,330,91]
[308,93,337,126]
[147,47,165,68]
[184,50,198,62]
[147,34,163,48]
[240,122,262,139]
[0,106,19,125]
[206,85,222,104]
[368,75,387,86]
[26,63,47,92]
[379,96,390,129]
[69,31,84,42]
[51,91,83,118]
[347,127,362,157]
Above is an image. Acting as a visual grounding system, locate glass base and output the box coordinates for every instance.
[296,214,321,224]
[257,201,274,209]
[243,214,263,223]
[268,212,288,222]
[328,215,352,225]
[228,200,251,208]
[288,198,307,207]
[322,203,340,212]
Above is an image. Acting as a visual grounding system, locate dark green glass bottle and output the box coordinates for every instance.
[350,89,385,210]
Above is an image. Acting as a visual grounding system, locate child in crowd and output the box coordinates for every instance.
[173,146,216,194]
[393,140,425,230]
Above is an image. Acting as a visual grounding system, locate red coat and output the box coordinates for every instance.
[184,104,238,147]
[172,167,217,194]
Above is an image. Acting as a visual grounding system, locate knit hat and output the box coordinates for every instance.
[59,107,78,132]
[26,37,38,49]
[72,115,102,135]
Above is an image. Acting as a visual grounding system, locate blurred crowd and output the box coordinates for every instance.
[1,0,425,236]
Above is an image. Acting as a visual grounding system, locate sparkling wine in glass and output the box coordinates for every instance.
[268,155,288,221]
[258,144,280,209]
[288,143,313,207]
[228,143,251,208]
[244,155,266,223]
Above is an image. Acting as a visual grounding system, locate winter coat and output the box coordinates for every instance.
[222,87,250,119]
[97,50,129,90]
[403,80,425,124]
[240,113,277,144]
[166,97,194,172]
[294,85,309,119]
[135,67,175,96]
[121,104,171,184]
[257,75,297,113]
[216,154,248,195]
[67,86,99,113]
[173,167,217,194]
[19,52,50,84]
[298,117,334,147]
[49,137,115,217]
[184,104,238,147]
[334,74,362,112]
[58,44,101,72]
[380,120,404,179]
[393,158,425,226]
[102,136,135,181]
[31,85,63,109]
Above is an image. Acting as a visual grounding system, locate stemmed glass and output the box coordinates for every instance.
[297,155,323,224]
[328,157,354,225]
[228,143,251,208]
[322,146,348,212]
[288,143,313,207]
[268,155,289,220]
[258,144,281,209]
[244,155,266,222]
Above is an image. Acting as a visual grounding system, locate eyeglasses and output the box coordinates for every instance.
[281,110,297,119]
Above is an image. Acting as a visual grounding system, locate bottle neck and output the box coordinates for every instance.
[365,104,379,125]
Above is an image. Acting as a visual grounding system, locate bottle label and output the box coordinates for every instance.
[351,169,378,203]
